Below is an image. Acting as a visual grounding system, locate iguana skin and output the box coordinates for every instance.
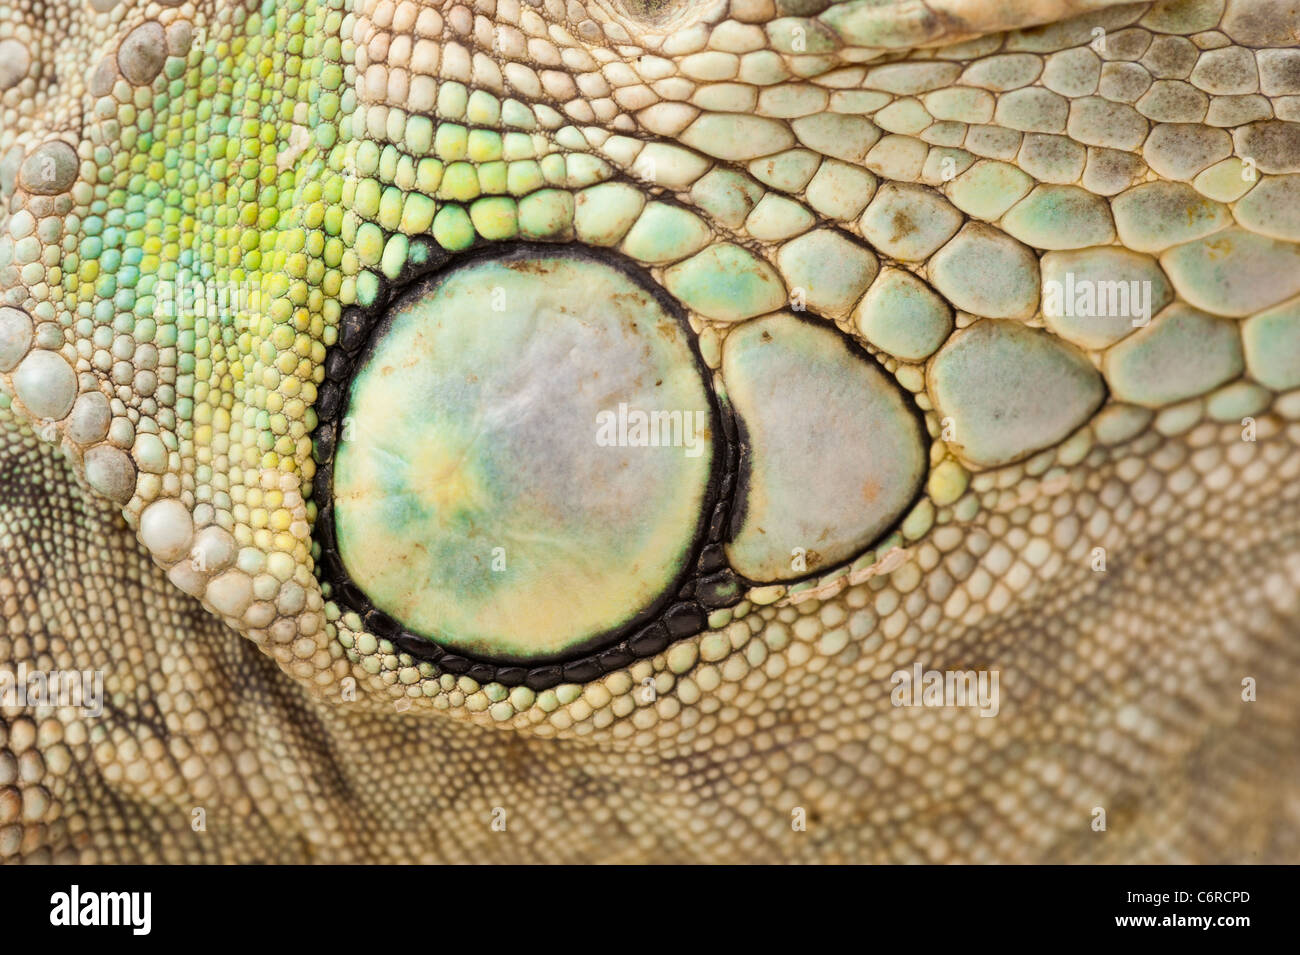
[1,0,1299,863]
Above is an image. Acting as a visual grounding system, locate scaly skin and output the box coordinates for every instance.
[1,0,1299,862]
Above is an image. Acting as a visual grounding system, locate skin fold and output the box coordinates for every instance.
[1,0,1299,862]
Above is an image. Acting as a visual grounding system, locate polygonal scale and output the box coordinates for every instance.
[721,313,927,583]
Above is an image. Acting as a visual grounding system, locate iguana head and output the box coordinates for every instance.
[1,0,1298,861]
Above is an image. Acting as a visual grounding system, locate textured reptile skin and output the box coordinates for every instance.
[0,0,1298,863]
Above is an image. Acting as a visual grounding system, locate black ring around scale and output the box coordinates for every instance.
[309,241,744,690]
